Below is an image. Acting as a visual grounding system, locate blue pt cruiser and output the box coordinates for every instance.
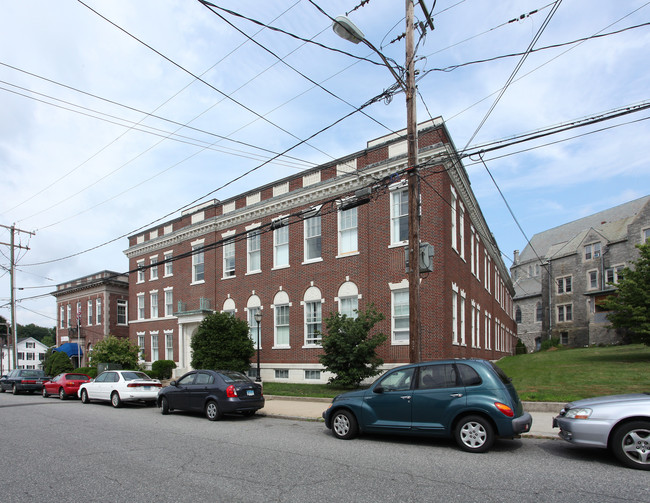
[323,359,532,453]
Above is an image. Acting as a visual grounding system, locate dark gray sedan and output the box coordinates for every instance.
[157,369,264,421]
[553,393,650,470]
[0,369,49,394]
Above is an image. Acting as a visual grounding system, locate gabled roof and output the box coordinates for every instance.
[517,195,650,264]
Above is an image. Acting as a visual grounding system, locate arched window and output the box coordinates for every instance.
[515,306,522,324]
[535,302,543,322]
[303,286,323,346]
[273,290,291,348]
[337,281,359,318]
[246,295,262,349]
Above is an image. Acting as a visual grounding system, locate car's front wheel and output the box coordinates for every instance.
[59,388,67,400]
[331,410,358,440]
[42,388,49,398]
[205,400,222,421]
[111,392,123,408]
[611,421,650,470]
[80,389,90,404]
[160,396,170,415]
[12,384,19,395]
[454,415,494,453]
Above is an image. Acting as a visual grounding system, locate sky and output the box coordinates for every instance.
[1,0,649,329]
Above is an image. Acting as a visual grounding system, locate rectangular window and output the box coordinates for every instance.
[150,292,158,319]
[305,370,321,380]
[451,187,457,250]
[26,353,35,361]
[192,244,205,283]
[247,230,261,273]
[96,297,102,324]
[151,335,159,362]
[305,301,322,345]
[470,229,476,275]
[304,215,322,261]
[588,270,598,290]
[275,369,289,379]
[557,304,573,322]
[391,188,408,244]
[67,305,71,327]
[273,225,289,268]
[605,265,625,285]
[392,290,409,344]
[60,306,65,329]
[585,242,601,260]
[475,306,481,349]
[137,260,145,283]
[644,228,650,242]
[471,303,476,348]
[165,333,174,360]
[223,239,235,278]
[117,300,128,325]
[165,290,173,317]
[452,289,458,344]
[137,294,145,320]
[460,293,466,346]
[339,207,358,255]
[274,305,290,347]
[26,342,35,349]
[164,252,173,277]
[459,204,465,259]
[87,300,93,326]
[150,256,158,280]
[340,296,358,319]
[557,276,572,294]
[138,335,145,359]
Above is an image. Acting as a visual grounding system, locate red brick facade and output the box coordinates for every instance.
[124,119,516,381]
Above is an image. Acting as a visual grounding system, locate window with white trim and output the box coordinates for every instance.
[165,332,174,360]
[557,276,572,294]
[392,289,409,344]
[460,291,466,346]
[470,227,476,275]
[96,297,102,324]
[304,214,322,261]
[137,294,145,320]
[644,228,650,242]
[459,203,465,259]
[471,301,476,348]
[305,370,321,380]
[150,256,158,280]
[117,300,128,325]
[137,260,145,283]
[164,252,173,277]
[585,242,601,260]
[248,307,261,349]
[164,289,174,317]
[60,306,65,328]
[151,334,159,362]
[451,186,457,250]
[192,242,204,283]
[223,239,235,278]
[138,335,145,359]
[588,270,598,290]
[339,296,358,319]
[305,301,322,346]
[485,311,491,350]
[452,286,458,345]
[247,230,261,273]
[87,300,93,326]
[274,304,290,347]
[67,305,71,327]
[150,291,158,319]
[605,265,625,285]
[475,304,481,349]
[391,187,408,245]
[273,225,289,268]
[338,207,358,255]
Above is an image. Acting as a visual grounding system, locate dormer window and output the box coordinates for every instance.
[585,242,601,260]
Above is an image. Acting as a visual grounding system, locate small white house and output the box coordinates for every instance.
[0,337,49,375]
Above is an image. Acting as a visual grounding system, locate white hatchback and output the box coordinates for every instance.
[79,370,161,408]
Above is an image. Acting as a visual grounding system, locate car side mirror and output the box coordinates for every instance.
[373,386,384,394]
[170,380,177,387]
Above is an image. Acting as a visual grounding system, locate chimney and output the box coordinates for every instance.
[514,250,520,264]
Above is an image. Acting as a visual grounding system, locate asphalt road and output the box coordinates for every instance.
[0,393,646,503]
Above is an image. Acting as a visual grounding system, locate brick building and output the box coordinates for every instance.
[511,195,650,351]
[52,271,129,366]
[124,119,516,382]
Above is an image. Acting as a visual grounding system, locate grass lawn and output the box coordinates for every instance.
[496,344,650,402]
[263,344,650,402]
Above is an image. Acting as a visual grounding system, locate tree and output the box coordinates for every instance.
[43,350,74,376]
[17,323,55,343]
[89,335,141,369]
[191,312,254,373]
[601,241,650,345]
[319,305,387,387]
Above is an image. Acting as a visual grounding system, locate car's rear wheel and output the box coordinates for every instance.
[0,385,5,393]
[80,389,90,404]
[59,388,67,400]
[12,384,19,395]
[331,410,358,440]
[160,397,170,415]
[42,388,49,398]
[205,400,222,421]
[455,415,494,453]
[611,421,650,470]
[111,392,123,408]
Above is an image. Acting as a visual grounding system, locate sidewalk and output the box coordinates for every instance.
[259,396,560,439]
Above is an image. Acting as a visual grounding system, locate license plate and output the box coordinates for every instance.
[246,390,254,397]
[143,386,152,391]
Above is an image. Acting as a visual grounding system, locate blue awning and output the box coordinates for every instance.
[52,343,83,358]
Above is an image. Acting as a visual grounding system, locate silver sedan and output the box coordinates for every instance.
[553,393,650,470]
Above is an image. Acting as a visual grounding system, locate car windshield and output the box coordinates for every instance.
[219,371,250,383]
[66,374,89,380]
[20,370,44,378]
[122,372,151,381]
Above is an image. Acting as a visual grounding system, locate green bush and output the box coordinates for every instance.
[151,360,176,379]
[540,337,561,351]
[44,350,74,376]
[515,338,527,355]
[74,367,97,378]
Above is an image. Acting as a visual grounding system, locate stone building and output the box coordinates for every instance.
[511,196,650,351]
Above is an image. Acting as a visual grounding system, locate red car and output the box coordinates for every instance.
[42,373,91,400]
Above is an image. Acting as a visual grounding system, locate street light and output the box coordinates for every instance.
[333,2,422,363]
[254,310,262,382]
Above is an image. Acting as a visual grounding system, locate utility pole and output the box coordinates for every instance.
[1,223,35,371]
[405,0,421,364]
